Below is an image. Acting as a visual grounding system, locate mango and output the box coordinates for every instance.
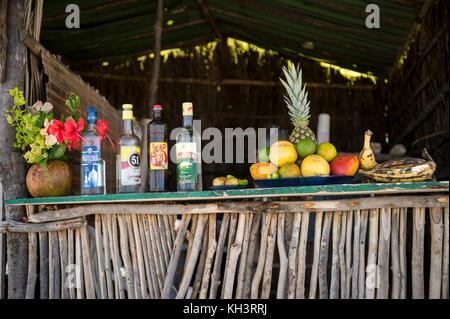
[330,155,359,176]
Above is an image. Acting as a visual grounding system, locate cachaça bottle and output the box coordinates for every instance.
[147,105,168,192]
[176,102,202,191]
[116,104,141,193]
[81,107,105,195]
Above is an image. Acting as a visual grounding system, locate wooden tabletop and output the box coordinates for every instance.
[4,181,449,206]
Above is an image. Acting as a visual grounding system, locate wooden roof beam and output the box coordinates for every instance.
[195,0,223,41]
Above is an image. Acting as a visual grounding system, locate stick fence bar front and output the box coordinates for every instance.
[1,183,449,299]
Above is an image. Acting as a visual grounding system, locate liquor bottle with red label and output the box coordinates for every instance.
[147,105,168,192]
[116,104,141,193]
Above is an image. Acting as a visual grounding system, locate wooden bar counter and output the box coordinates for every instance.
[2,182,449,299]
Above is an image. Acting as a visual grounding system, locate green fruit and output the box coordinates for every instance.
[239,179,248,186]
[225,177,239,185]
[296,139,316,159]
[258,147,270,162]
[266,174,273,179]
[226,174,235,179]
[271,173,280,179]
[279,163,301,178]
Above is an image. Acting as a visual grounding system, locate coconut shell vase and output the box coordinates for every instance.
[26,160,72,198]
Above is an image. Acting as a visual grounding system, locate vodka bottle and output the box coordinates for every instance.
[81,107,105,195]
[116,104,141,193]
[176,102,202,191]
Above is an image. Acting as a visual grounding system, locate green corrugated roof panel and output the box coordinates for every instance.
[40,0,427,76]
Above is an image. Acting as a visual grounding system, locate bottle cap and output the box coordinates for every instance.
[122,104,133,110]
[182,102,193,116]
[153,105,163,110]
[87,107,97,124]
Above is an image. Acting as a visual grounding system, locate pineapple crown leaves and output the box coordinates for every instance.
[280,63,311,126]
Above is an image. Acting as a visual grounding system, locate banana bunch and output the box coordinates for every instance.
[358,149,436,183]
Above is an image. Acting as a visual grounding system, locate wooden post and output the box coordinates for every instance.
[330,211,341,299]
[296,211,309,299]
[399,208,408,299]
[358,210,368,299]
[339,211,347,299]
[261,213,277,299]
[309,211,323,299]
[391,208,401,299]
[0,183,6,299]
[276,214,288,299]
[377,208,391,299]
[200,214,217,299]
[287,212,301,298]
[351,210,361,299]
[412,207,425,298]
[365,209,379,299]
[319,212,332,299]
[0,0,28,299]
[442,207,449,299]
[429,207,443,299]
[235,213,253,299]
[209,213,230,299]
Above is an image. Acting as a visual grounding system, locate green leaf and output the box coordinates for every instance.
[48,144,66,160]
[39,159,48,169]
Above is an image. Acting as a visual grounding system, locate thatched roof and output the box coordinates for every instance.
[41,0,428,75]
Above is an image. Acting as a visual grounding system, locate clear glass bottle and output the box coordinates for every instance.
[148,105,168,192]
[116,104,141,193]
[81,107,104,195]
[133,116,143,141]
[176,102,202,191]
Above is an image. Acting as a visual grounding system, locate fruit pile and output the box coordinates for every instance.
[212,175,248,186]
[250,139,359,180]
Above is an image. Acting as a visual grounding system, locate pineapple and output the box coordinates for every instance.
[280,63,317,145]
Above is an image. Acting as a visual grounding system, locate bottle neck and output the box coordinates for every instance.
[122,119,134,135]
[183,115,193,128]
[153,109,162,120]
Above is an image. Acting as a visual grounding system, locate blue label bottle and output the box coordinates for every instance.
[81,107,105,195]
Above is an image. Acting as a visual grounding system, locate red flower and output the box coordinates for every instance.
[63,118,84,150]
[96,119,109,139]
[96,118,115,152]
[47,120,64,143]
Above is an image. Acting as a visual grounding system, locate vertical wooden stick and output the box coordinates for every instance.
[157,214,170,268]
[162,214,191,299]
[376,208,391,299]
[162,214,174,254]
[221,213,238,298]
[209,213,230,299]
[80,225,96,299]
[136,215,157,299]
[176,214,208,299]
[109,215,125,299]
[235,213,253,299]
[345,210,353,298]
[184,215,198,274]
[125,214,142,299]
[261,213,277,299]
[399,208,408,299]
[296,211,310,299]
[100,215,114,299]
[95,215,107,299]
[412,207,425,299]
[143,215,163,295]
[339,211,347,299]
[25,205,37,299]
[75,229,85,299]
[358,210,368,299]
[391,208,401,299]
[429,207,443,299]
[330,211,341,299]
[287,212,301,299]
[365,209,379,299]
[223,213,247,299]
[117,215,135,299]
[150,215,167,278]
[351,210,361,299]
[276,214,288,299]
[191,225,209,299]
[67,229,75,299]
[58,230,69,299]
[243,213,261,299]
[319,211,332,299]
[442,207,449,299]
[200,214,217,299]
[309,211,323,299]
[130,214,149,298]
[251,213,271,299]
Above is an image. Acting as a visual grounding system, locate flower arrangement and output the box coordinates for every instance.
[5,88,112,167]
